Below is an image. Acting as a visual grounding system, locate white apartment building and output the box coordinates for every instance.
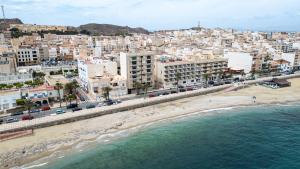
[155,57,228,89]
[78,58,121,97]
[17,47,40,66]
[224,52,253,74]
[120,52,155,94]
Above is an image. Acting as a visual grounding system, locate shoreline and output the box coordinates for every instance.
[1,78,300,169]
[20,101,300,169]
[8,101,300,169]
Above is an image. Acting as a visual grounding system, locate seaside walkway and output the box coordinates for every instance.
[0,74,299,134]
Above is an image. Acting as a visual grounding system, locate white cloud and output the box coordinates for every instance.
[2,0,300,31]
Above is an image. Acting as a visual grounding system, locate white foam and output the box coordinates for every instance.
[21,162,48,169]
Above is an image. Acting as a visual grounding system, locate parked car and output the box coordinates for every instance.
[86,104,96,109]
[29,109,41,113]
[148,93,156,98]
[179,88,186,92]
[162,92,170,95]
[79,96,85,101]
[103,99,115,106]
[0,118,3,124]
[186,87,194,91]
[41,106,51,111]
[56,109,66,114]
[6,118,19,123]
[67,104,78,109]
[171,90,178,94]
[115,100,122,104]
[72,107,82,112]
[11,112,24,116]
[22,115,34,121]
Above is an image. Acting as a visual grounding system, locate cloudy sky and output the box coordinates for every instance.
[1,0,300,31]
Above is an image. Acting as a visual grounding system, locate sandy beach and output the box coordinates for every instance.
[0,78,300,168]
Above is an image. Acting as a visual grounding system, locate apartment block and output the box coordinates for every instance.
[120,52,155,94]
[155,57,228,89]
[17,47,40,66]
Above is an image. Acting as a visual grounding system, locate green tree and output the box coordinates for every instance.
[133,82,143,95]
[55,82,64,108]
[142,83,151,98]
[175,72,181,92]
[16,99,34,114]
[13,83,24,89]
[66,94,76,105]
[0,84,7,90]
[203,73,210,87]
[6,85,14,89]
[102,87,112,101]
[64,81,79,104]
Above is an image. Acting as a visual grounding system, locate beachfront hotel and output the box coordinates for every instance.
[154,55,228,89]
[120,51,155,94]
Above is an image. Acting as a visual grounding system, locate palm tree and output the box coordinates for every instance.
[175,72,181,92]
[24,99,34,114]
[67,94,76,105]
[142,83,151,98]
[203,73,210,87]
[16,99,34,114]
[133,82,143,95]
[55,82,64,108]
[102,87,112,101]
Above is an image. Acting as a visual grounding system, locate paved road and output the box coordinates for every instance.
[0,101,98,124]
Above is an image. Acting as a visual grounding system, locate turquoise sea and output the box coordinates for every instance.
[30,104,300,169]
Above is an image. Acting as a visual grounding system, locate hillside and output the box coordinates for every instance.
[78,24,150,36]
[0,18,23,31]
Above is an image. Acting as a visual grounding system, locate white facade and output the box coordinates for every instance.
[49,48,58,59]
[0,90,21,112]
[78,59,118,91]
[224,52,253,73]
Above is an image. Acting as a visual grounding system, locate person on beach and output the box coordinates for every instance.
[252,96,257,103]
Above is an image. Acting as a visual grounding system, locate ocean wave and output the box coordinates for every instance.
[18,162,48,169]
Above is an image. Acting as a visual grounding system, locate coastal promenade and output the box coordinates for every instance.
[0,74,299,134]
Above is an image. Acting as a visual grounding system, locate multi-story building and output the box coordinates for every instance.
[17,47,40,66]
[78,58,118,91]
[0,52,17,74]
[155,56,228,89]
[120,52,155,94]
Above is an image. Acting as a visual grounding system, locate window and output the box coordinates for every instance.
[147,56,151,60]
